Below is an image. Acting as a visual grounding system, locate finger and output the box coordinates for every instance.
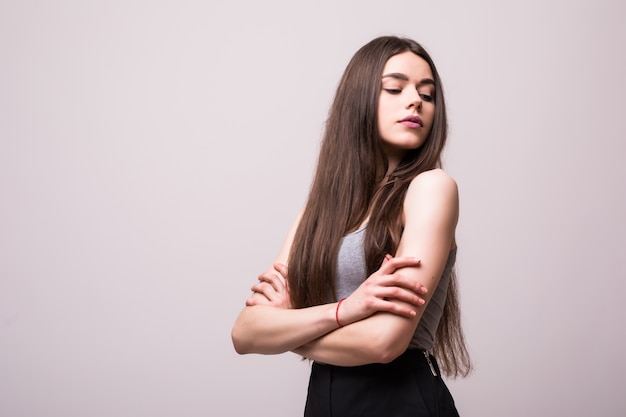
[378,256,421,274]
[391,273,429,295]
[373,272,428,296]
[252,281,275,295]
[373,299,417,318]
[257,271,278,282]
[379,286,426,306]
[251,282,278,300]
[273,262,289,279]
[246,291,271,306]
[258,274,284,293]
[246,297,272,306]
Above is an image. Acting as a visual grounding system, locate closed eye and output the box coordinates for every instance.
[419,93,434,102]
[384,88,402,95]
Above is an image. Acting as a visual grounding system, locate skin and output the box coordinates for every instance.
[377,51,436,171]
[231,51,458,366]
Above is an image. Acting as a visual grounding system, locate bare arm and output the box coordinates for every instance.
[232,210,316,354]
[231,211,426,355]
[293,169,459,366]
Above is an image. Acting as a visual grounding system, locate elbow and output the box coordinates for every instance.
[370,333,410,364]
[377,343,407,364]
[232,338,247,355]
[231,324,251,355]
[231,308,261,355]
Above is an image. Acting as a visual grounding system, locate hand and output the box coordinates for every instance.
[245,263,291,308]
[337,255,426,326]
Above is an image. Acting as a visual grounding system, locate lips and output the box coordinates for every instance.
[399,115,423,128]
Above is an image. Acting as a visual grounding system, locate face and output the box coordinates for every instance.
[377,51,435,165]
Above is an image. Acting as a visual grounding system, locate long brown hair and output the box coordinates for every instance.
[287,36,471,377]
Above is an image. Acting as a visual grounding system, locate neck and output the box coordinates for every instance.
[380,142,406,176]
[385,152,404,177]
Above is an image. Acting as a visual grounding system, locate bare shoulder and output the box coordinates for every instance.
[402,169,459,232]
[400,169,459,253]
[406,168,458,202]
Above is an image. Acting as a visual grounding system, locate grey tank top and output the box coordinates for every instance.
[335,224,457,351]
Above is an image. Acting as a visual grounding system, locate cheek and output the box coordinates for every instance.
[424,106,436,127]
[377,99,388,121]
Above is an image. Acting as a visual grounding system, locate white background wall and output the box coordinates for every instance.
[1,1,625,416]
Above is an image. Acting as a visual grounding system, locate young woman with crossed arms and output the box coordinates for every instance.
[232,36,471,417]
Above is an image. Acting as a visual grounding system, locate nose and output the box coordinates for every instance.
[407,89,422,110]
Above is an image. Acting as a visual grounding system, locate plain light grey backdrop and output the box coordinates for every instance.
[1,0,625,416]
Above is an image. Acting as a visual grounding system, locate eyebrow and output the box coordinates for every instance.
[382,73,435,86]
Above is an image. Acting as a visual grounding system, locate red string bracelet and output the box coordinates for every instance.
[335,297,347,327]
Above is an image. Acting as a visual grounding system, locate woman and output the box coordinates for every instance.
[231,36,471,417]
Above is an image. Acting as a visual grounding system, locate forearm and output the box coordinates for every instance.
[231,303,340,355]
[293,311,416,366]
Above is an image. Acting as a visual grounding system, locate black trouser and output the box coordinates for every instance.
[304,350,459,417]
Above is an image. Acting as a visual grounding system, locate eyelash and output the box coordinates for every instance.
[420,93,434,102]
[384,88,435,102]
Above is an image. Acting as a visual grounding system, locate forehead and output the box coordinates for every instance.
[382,51,433,80]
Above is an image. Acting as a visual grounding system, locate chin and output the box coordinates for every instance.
[381,136,426,154]
[400,140,425,150]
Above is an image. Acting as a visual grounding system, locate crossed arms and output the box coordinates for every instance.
[231,169,458,366]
